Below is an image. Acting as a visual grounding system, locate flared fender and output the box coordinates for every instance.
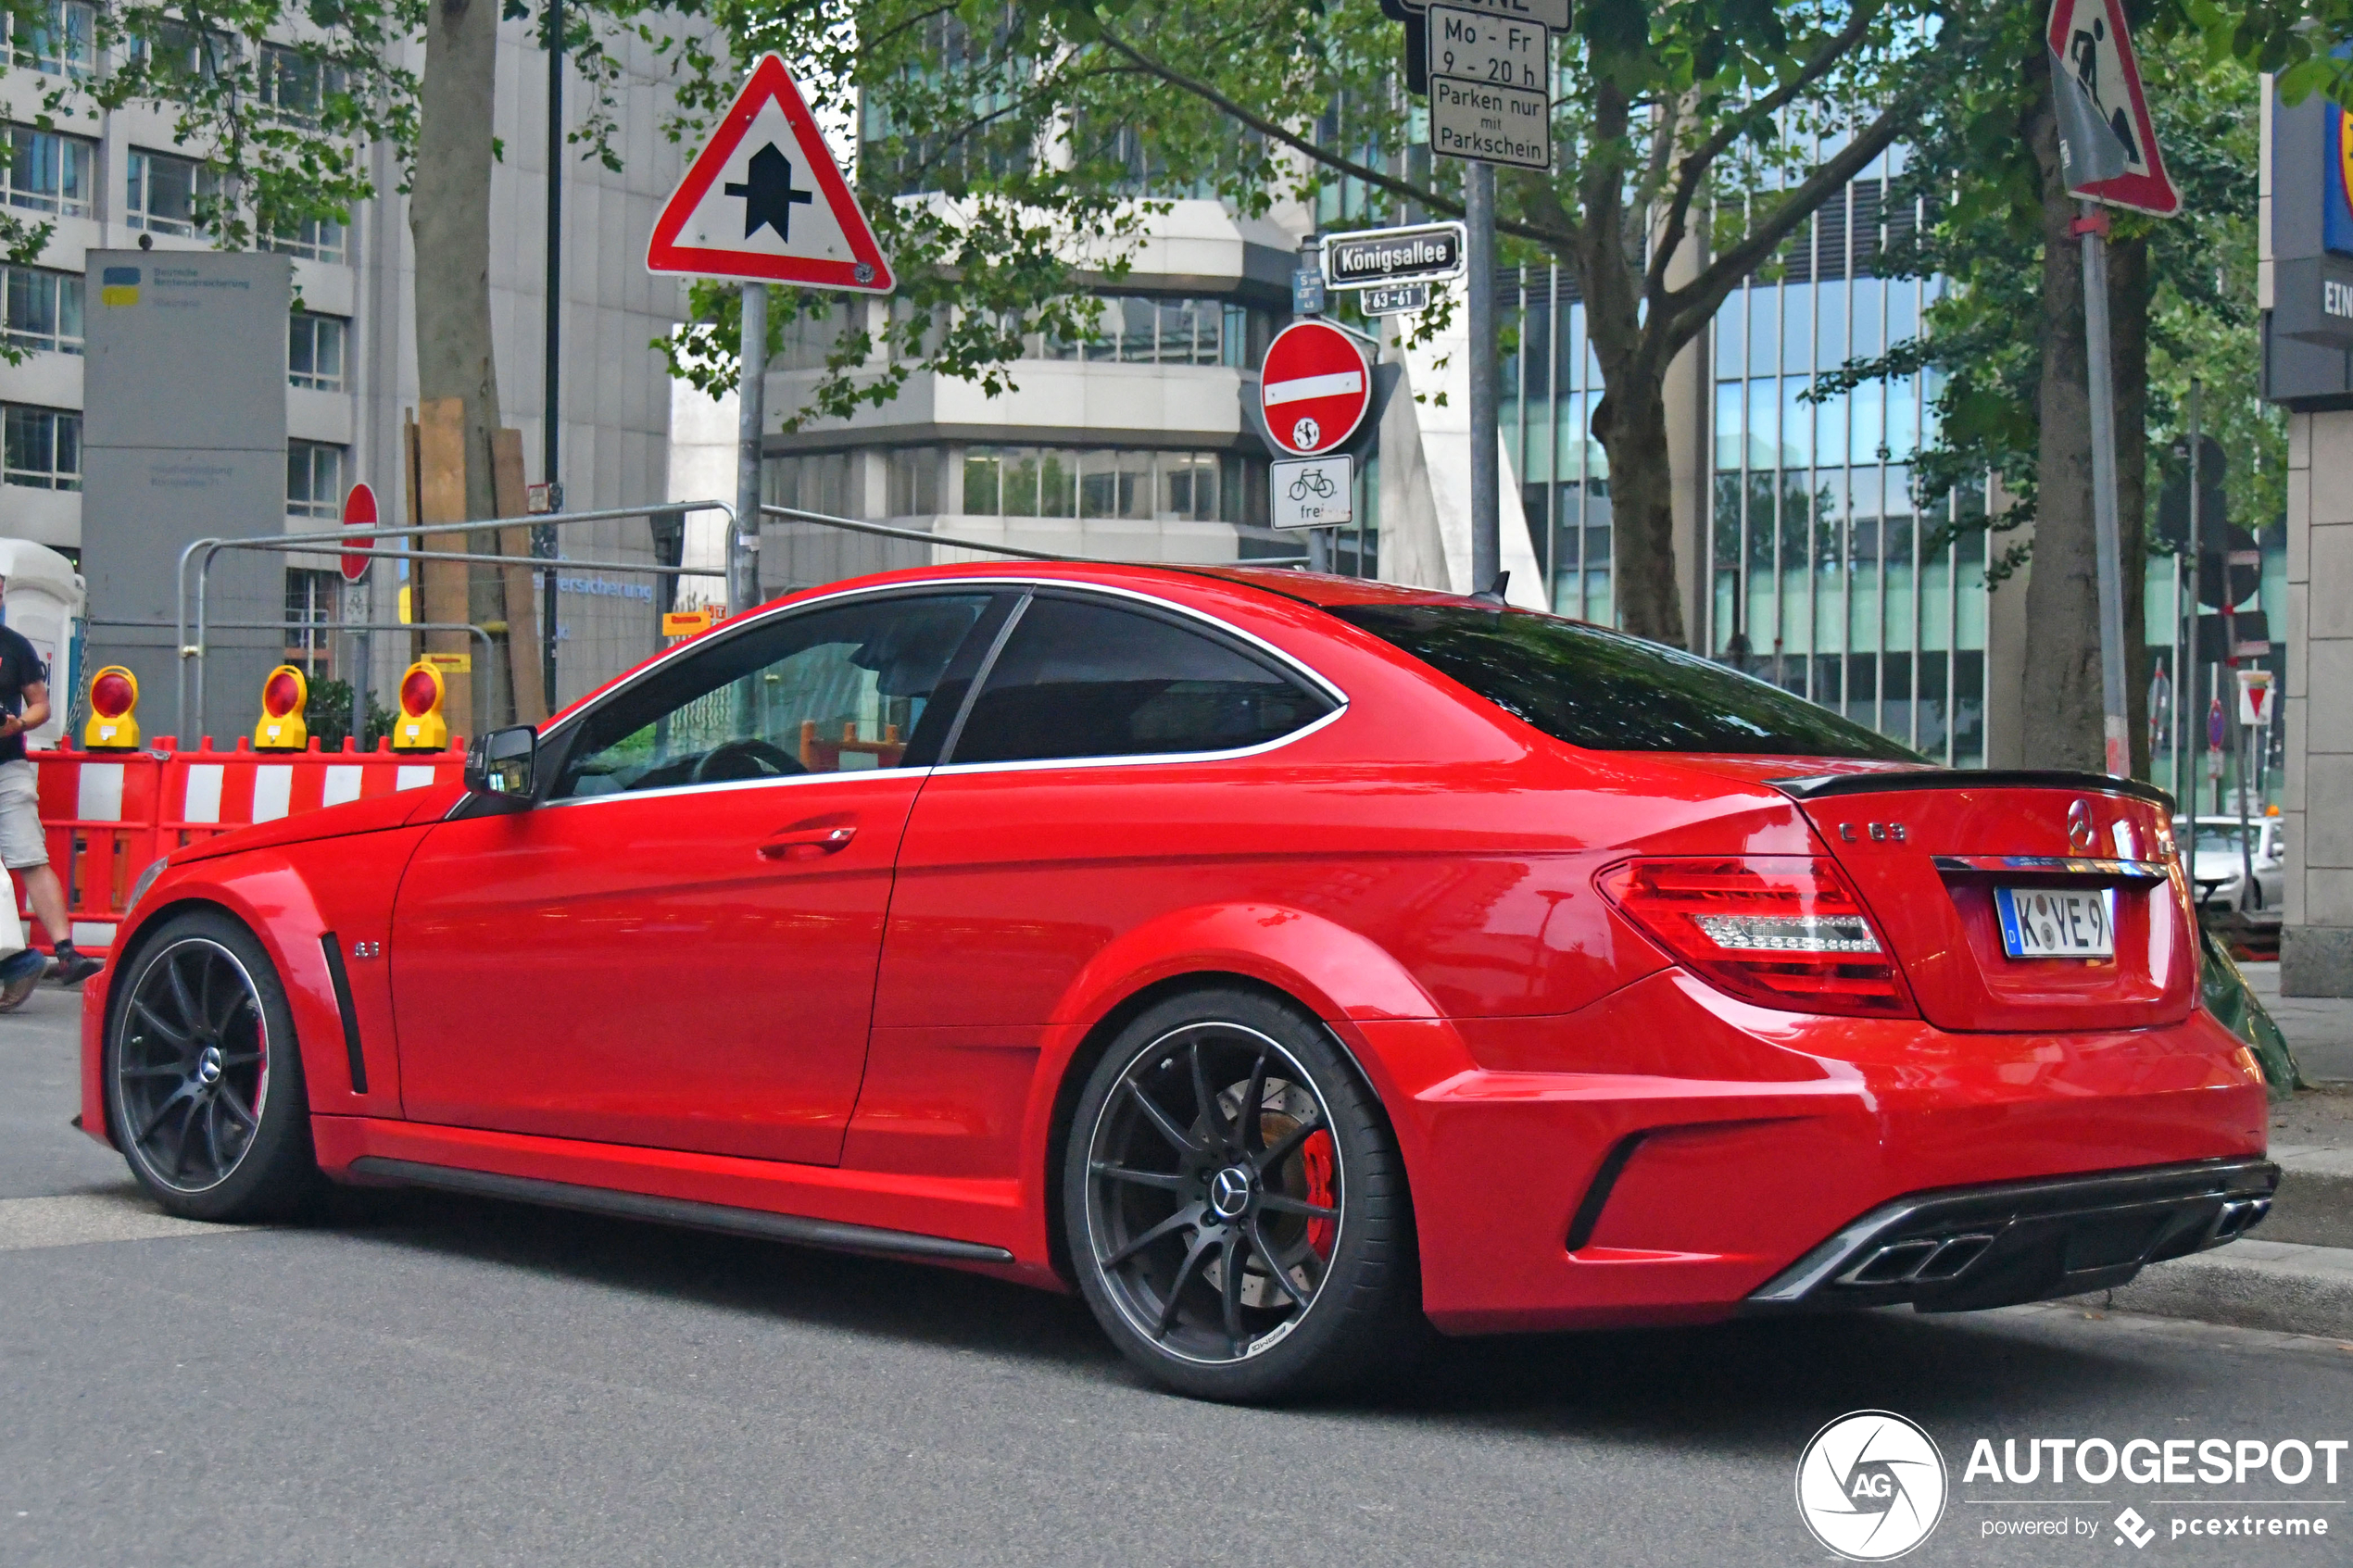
[98,857,350,1119]
[1013,902,1485,1230]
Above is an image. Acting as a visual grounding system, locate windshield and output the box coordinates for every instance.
[1327,603,1921,759]
[2190,822,2272,856]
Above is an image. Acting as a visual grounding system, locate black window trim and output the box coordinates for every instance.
[529,583,1011,810]
[927,583,1350,774]
[523,575,1349,802]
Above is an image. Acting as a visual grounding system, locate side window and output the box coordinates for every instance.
[948,595,1332,766]
[552,593,993,798]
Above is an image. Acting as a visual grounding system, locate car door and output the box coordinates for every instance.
[391,588,1005,1165]
[847,588,1342,1173]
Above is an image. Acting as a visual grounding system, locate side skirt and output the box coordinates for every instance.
[349,1155,1016,1264]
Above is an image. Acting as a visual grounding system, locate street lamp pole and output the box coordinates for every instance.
[539,0,565,707]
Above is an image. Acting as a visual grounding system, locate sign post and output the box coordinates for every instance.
[1261,319,1372,573]
[647,53,896,614]
[2046,0,2179,778]
[1419,6,1555,596]
[2236,667,2272,911]
[340,482,376,739]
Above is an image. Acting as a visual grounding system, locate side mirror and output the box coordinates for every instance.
[465,724,538,798]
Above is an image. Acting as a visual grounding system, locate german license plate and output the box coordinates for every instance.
[1994,887,2116,960]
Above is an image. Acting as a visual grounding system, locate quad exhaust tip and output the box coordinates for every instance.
[1838,1233,1997,1288]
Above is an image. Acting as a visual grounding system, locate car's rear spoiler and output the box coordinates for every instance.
[1769,769,2178,812]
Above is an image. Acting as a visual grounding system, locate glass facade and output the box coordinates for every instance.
[1500,154,1990,765]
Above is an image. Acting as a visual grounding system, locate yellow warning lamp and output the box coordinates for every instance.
[253,664,309,749]
[394,660,448,750]
[82,665,141,749]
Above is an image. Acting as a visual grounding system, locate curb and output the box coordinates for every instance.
[2262,1147,2353,1250]
[2077,1238,2353,1340]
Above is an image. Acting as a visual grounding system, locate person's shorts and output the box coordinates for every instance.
[0,759,48,870]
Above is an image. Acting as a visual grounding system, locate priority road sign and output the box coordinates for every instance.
[647,54,895,291]
[2046,0,2177,215]
[340,482,376,583]
[1261,320,1371,458]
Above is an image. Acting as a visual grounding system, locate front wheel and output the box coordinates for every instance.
[1063,987,1420,1401]
[105,911,322,1222]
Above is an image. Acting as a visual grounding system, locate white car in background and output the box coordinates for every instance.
[2177,816,2285,924]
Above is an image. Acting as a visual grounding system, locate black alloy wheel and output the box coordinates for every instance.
[107,911,321,1222]
[1066,987,1419,1401]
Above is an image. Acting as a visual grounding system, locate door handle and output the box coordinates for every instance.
[759,823,858,860]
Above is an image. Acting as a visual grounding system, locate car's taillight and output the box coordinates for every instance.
[1596,856,1918,1019]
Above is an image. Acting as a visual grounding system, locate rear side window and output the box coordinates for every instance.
[948,595,1333,765]
[1328,602,1919,759]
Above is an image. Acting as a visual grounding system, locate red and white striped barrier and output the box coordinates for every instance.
[19,735,466,958]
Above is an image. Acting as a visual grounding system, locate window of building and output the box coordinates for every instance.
[284,567,339,674]
[2,404,80,490]
[288,310,346,390]
[1040,296,1250,367]
[128,148,223,237]
[130,19,232,82]
[3,266,82,356]
[287,439,345,518]
[887,447,940,517]
[8,0,95,77]
[763,450,860,519]
[3,124,94,218]
[948,594,1333,765]
[261,44,347,127]
[961,446,1230,522]
[263,216,346,265]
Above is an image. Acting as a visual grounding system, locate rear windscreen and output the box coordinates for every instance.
[1327,602,1921,759]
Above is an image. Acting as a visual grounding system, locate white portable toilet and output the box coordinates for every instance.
[0,540,87,748]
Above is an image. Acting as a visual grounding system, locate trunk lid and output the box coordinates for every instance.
[1775,771,2196,1032]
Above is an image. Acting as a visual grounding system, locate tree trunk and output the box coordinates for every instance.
[411,0,507,732]
[2111,232,2152,779]
[1590,375,1683,646]
[2020,59,2105,772]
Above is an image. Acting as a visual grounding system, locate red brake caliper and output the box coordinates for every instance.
[1302,1130,1337,1259]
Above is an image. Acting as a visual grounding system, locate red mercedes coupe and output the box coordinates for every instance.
[82,564,2275,1399]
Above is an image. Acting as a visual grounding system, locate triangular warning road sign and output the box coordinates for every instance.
[647,54,895,292]
[2046,0,2178,216]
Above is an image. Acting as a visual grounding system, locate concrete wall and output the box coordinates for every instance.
[2282,410,2353,993]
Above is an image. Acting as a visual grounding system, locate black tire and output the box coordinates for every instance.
[1063,986,1420,1401]
[105,911,322,1222]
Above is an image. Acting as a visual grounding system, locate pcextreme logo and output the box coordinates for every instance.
[1796,1410,1950,1561]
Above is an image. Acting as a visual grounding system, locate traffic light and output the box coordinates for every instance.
[394,660,448,750]
[82,666,140,749]
[253,664,309,750]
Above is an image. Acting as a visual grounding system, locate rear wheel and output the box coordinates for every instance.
[105,912,321,1221]
[1064,987,1419,1401]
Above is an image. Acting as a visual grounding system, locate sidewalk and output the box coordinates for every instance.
[2240,960,2353,1084]
[2082,968,2353,1336]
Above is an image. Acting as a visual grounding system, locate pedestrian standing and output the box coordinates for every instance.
[0,573,100,987]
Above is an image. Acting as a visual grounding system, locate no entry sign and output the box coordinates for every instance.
[1261,320,1371,457]
[340,482,377,583]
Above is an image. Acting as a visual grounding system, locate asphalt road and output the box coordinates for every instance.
[7,988,2353,1568]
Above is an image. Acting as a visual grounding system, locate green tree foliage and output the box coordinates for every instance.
[1817,20,2275,575]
